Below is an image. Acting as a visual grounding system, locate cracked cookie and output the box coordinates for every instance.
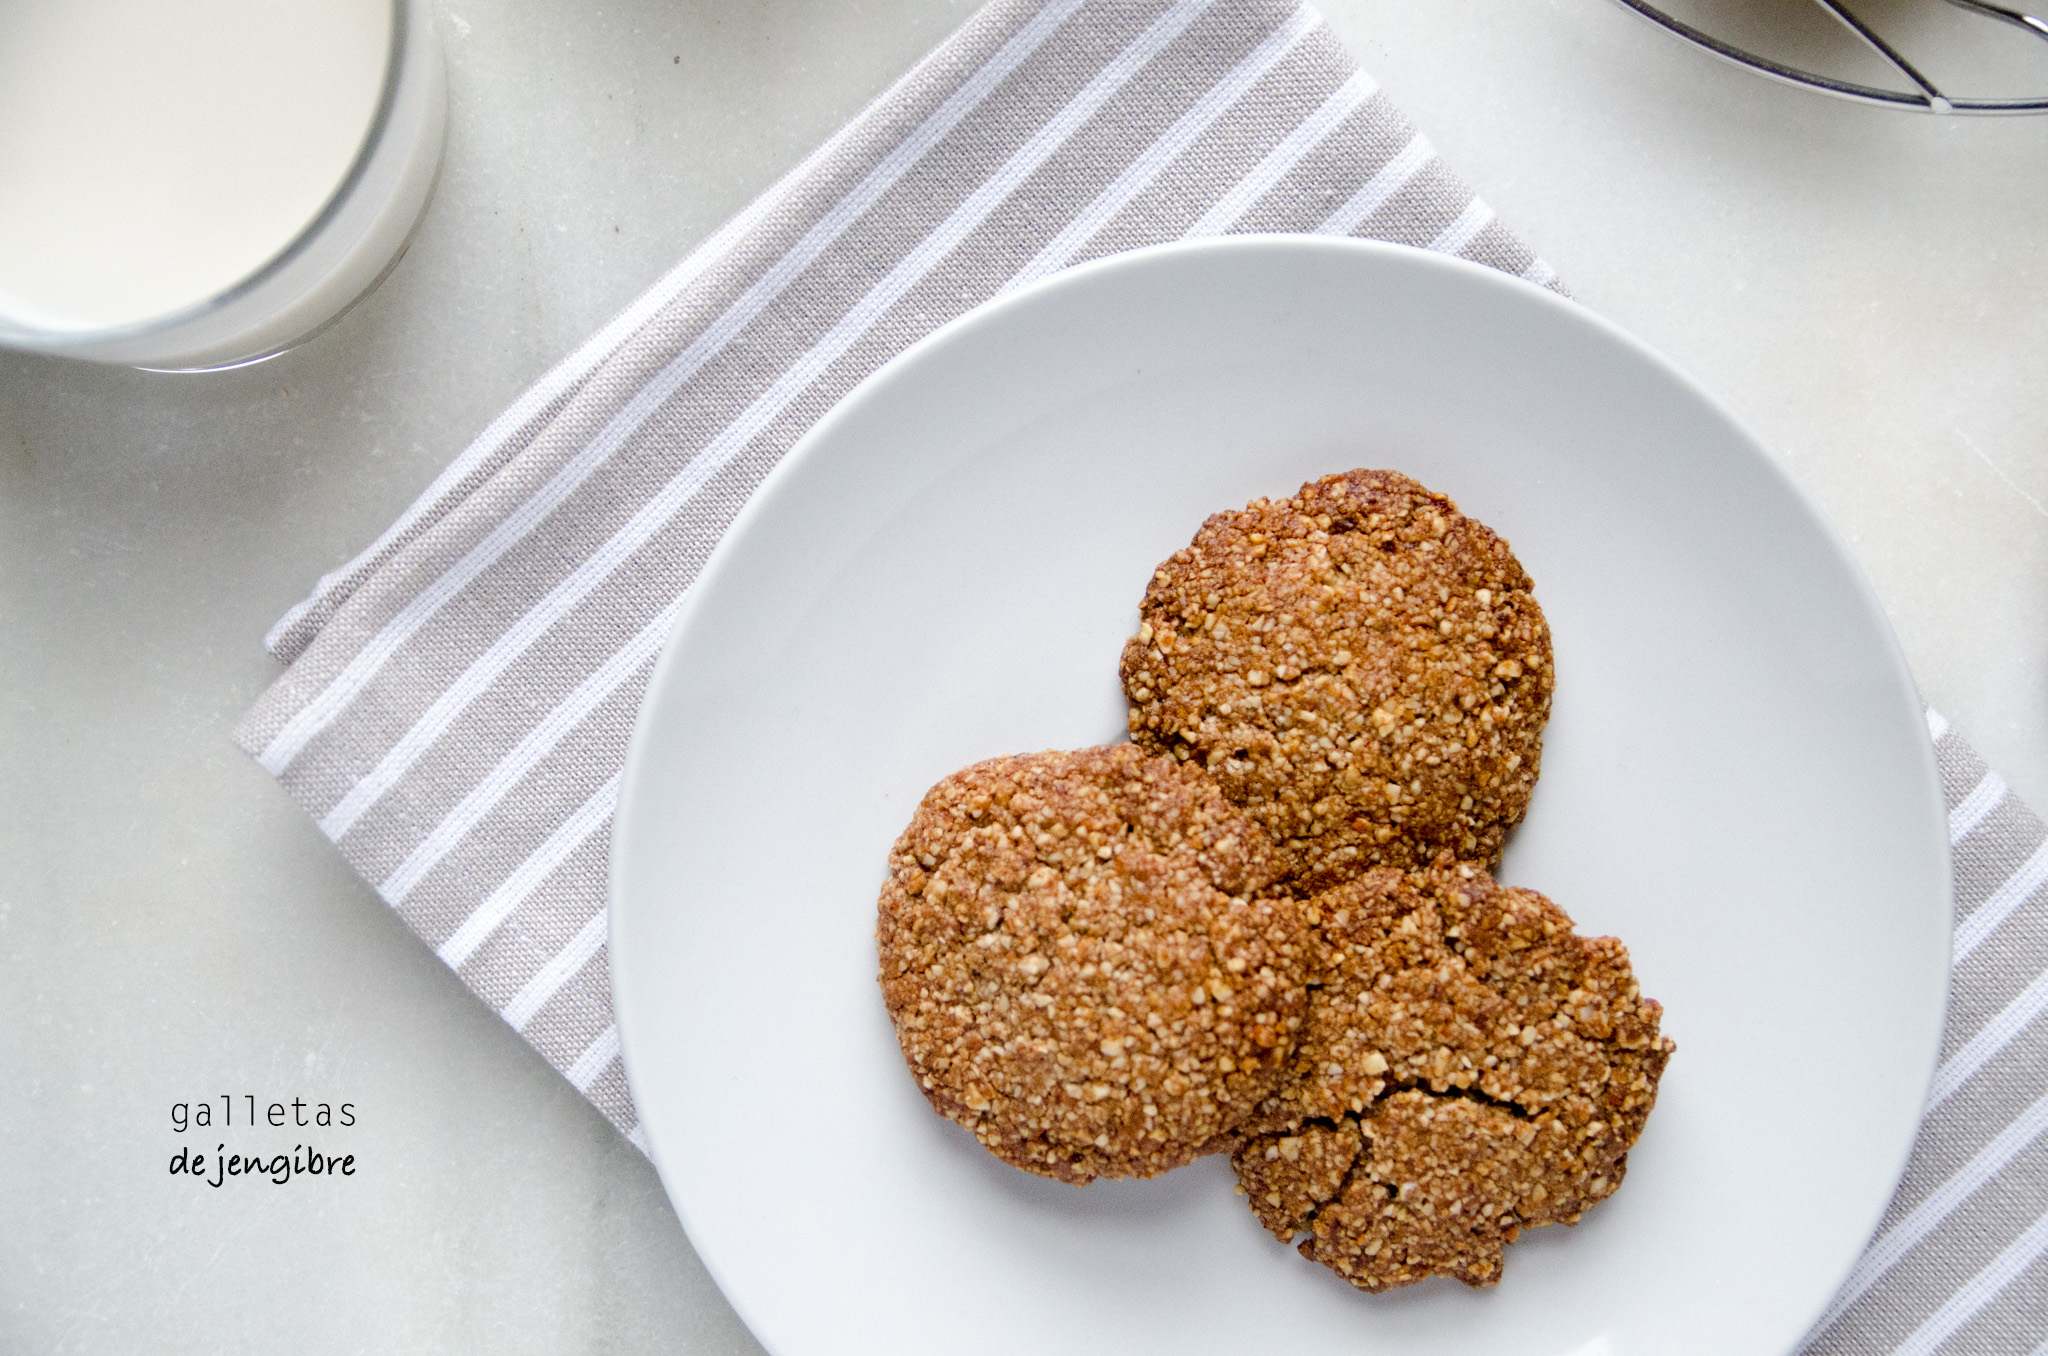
[878,745,1314,1184]
[1230,860,1672,1291]
[1121,469,1553,890]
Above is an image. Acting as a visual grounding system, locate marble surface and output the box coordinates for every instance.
[1,1,2042,1351]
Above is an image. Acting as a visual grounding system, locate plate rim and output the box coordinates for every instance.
[610,233,1952,1355]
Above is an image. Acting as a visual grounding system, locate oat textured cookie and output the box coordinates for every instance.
[1121,469,1553,889]
[878,745,1314,1183]
[1230,861,1672,1291]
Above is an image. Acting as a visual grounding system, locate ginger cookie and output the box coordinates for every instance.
[1122,469,1553,889]
[1231,861,1672,1291]
[879,745,1314,1183]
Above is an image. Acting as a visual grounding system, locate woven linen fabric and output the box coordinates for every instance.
[234,1,2048,1348]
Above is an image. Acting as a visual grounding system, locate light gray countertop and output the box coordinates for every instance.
[3,2,2043,1351]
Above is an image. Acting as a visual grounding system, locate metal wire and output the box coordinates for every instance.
[1609,0,2048,112]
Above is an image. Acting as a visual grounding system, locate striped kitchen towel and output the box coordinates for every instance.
[235,1,2048,1349]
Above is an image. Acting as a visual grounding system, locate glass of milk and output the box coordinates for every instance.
[0,0,445,370]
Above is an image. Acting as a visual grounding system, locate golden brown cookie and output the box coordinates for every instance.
[1230,861,1672,1291]
[1121,470,1553,889]
[878,745,1314,1183]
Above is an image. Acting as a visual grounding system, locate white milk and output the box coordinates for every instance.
[0,0,442,367]
[0,0,391,331]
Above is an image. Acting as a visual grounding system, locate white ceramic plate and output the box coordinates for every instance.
[611,237,1950,1356]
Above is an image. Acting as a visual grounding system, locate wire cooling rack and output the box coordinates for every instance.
[1611,0,2048,111]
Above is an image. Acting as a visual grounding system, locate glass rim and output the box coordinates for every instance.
[0,0,412,347]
